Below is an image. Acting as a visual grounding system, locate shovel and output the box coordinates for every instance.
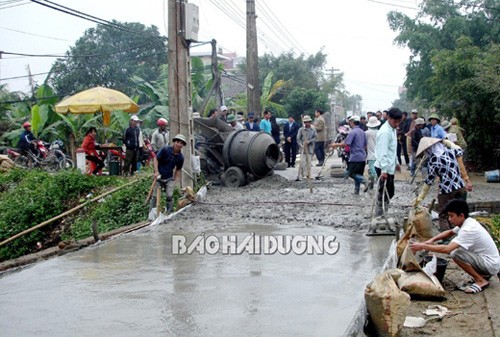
[144,175,158,205]
[304,146,313,193]
[315,150,334,181]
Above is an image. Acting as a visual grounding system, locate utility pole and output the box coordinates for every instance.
[199,39,222,114]
[168,0,194,188]
[212,40,223,108]
[246,0,261,117]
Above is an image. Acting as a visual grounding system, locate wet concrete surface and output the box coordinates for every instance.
[0,222,392,337]
[1,156,497,337]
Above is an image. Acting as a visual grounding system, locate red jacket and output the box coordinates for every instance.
[82,134,99,157]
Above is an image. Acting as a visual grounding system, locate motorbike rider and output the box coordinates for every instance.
[151,118,169,153]
[18,122,38,157]
[82,127,104,175]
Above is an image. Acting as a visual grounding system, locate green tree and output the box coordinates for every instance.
[257,51,328,92]
[282,88,329,120]
[49,21,167,98]
[233,71,288,117]
[388,0,500,168]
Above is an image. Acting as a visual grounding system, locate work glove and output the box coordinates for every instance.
[412,183,431,207]
[442,139,460,150]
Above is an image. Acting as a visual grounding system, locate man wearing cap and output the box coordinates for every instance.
[219,105,228,122]
[227,114,243,131]
[123,115,141,176]
[374,107,403,215]
[330,115,369,194]
[428,113,447,139]
[313,108,327,166]
[283,114,300,168]
[296,115,316,180]
[447,117,467,150]
[260,109,272,134]
[151,134,186,213]
[413,137,473,231]
[151,118,169,153]
[244,113,260,131]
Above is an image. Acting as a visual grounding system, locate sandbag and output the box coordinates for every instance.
[408,206,433,239]
[0,155,15,172]
[397,245,447,300]
[398,240,422,272]
[365,269,411,337]
[396,206,433,259]
[396,223,418,258]
[397,271,446,300]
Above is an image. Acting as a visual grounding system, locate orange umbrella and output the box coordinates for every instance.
[55,86,140,126]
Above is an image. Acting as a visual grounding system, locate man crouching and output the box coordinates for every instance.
[410,199,499,294]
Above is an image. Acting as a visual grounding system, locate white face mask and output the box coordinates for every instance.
[427,142,445,157]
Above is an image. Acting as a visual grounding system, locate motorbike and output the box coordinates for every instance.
[141,138,156,167]
[11,140,66,172]
[334,125,350,169]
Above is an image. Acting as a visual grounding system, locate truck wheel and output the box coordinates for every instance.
[222,166,245,187]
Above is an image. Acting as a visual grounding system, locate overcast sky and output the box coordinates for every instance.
[0,0,418,112]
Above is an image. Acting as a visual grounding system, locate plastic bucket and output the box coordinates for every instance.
[109,161,121,176]
[485,169,500,183]
[421,256,448,284]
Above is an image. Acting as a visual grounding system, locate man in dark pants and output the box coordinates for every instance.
[330,116,369,195]
[313,108,327,166]
[151,134,186,213]
[283,114,300,168]
[374,108,402,216]
[123,115,141,176]
[397,111,410,166]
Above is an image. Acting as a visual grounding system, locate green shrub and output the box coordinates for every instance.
[64,178,150,240]
[0,169,118,261]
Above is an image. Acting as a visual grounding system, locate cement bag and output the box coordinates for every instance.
[397,246,446,300]
[398,240,422,272]
[365,269,411,337]
[408,206,433,239]
[0,155,14,172]
[397,271,446,300]
[396,223,418,258]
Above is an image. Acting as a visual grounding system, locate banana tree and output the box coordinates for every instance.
[234,71,288,117]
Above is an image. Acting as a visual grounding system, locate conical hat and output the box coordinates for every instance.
[416,137,442,157]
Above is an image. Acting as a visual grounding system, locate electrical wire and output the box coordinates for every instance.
[256,1,308,55]
[0,26,71,41]
[29,0,165,40]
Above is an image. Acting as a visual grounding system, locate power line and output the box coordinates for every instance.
[206,0,282,55]
[1,41,165,59]
[0,0,30,10]
[365,0,419,10]
[29,0,165,40]
[0,26,71,41]
[256,1,308,55]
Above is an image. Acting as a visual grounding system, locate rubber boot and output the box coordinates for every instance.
[166,198,174,214]
[149,197,157,211]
